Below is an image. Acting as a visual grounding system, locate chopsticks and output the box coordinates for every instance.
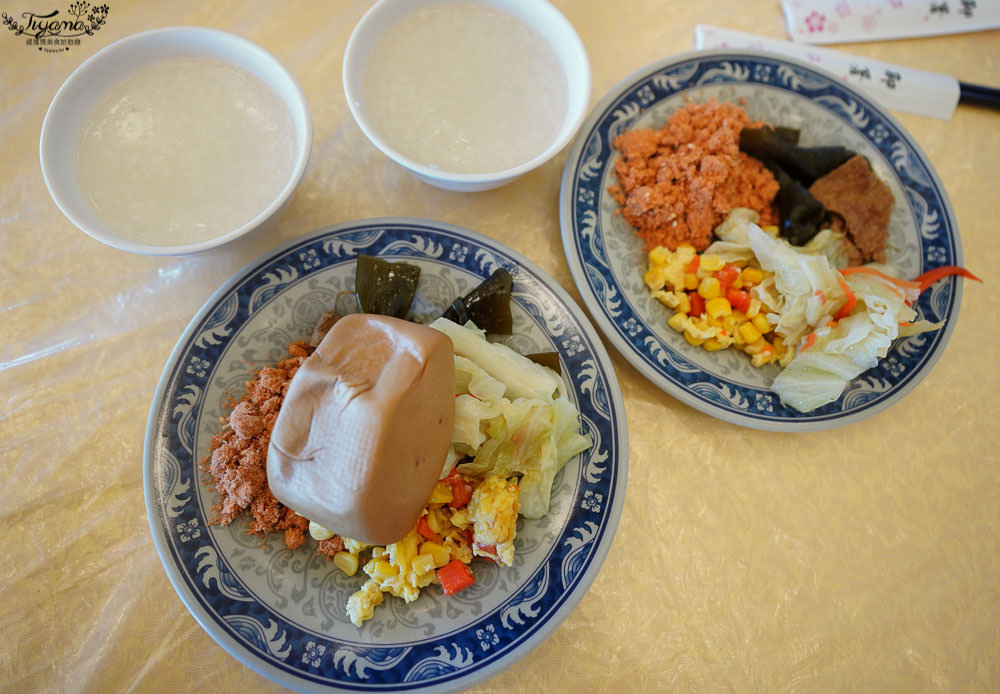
[959,81,1000,111]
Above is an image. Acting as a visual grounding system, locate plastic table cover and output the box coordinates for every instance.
[3,1,998,692]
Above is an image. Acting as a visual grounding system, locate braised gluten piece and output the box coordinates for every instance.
[809,154,893,265]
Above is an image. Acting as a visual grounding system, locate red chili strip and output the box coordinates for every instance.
[912,265,982,293]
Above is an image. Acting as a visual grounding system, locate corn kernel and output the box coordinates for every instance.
[684,331,706,346]
[774,338,795,366]
[428,481,452,504]
[684,273,700,291]
[705,297,732,320]
[740,267,765,285]
[751,346,775,367]
[738,322,763,344]
[653,289,685,311]
[309,521,335,541]
[677,293,691,314]
[743,337,767,355]
[680,246,698,269]
[425,508,445,534]
[722,314,741,336]
[420,541,451,568]
[333,551,359,577]
[702,337,728,351]
[644,266,668,290]
[448,509,469,528]
[697,276,721,299]
[667,312,688,333]
[649,246,670,265]
[699,254,724,272]
[751,312,772,334]
[686,318,718,340]
[746,298,761,318]
[366,559,398,581]
[411,553,436,576]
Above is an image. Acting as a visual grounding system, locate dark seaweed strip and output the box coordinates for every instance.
[740,127,855,186]
[355,254,421,318]
[769,163,828,246]
[773,126,800,145]
[441,268,513,334]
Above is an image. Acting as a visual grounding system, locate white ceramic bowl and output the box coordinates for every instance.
[343,0,590,192]
[40,26,312,256]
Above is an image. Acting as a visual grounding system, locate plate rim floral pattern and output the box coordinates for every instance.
[559,49,963,432]
[143,218,629,692]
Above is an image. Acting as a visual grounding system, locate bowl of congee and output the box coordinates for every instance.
[342,0,591,192]
[40,27,312,255]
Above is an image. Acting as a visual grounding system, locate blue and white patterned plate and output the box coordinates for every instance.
[559,49,963,432]
[143,218,628,692]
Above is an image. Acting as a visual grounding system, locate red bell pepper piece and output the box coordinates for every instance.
[416,515,443,544]
[444,469,474,508]
[688,292,706,317]
[437,559,475,596]
[714,263,741,294]
[726,287,751,313]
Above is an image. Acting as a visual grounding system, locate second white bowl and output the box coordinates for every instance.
[343,0,590,192]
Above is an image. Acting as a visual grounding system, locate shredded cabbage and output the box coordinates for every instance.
[706,207,848,267]
[744,223,850,347]
[429,317,561,399]
[704,212,942,413]
[431,318,591,518]
[771,262,933,412]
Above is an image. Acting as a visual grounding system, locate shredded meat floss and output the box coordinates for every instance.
[200,340,343,556]
[610,98,780,251]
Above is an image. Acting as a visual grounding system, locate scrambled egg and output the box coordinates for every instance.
[327,473,519,627]
[468,475,519,566]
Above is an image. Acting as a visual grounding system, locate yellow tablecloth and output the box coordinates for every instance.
[3,1,998,692]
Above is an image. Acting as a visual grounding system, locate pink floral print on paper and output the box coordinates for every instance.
[805,10,827,32]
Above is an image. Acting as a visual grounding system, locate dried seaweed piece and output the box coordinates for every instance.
[772,126,801,145]
[355,254,421,319]
[441,268,513,334]
[739,127,855,185]
[771,163,828,246]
